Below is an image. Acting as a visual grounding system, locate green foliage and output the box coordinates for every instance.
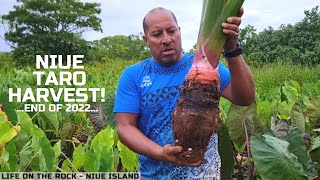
[87,35,151,62]
[1,52,319,176]
[1,0,102,65]
[117,141,138,172]
[226,102,266,147]
[0,121,20,146]
[252,63,320,100]
[218,121,234,180]
[310,136,320,175]
[251,134,308,180]
[240,6,320,66]
[290,102,306,132]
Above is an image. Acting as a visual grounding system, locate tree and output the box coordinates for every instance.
[1,0,102,65]
[87,34,151,61]
[240,6,320,66]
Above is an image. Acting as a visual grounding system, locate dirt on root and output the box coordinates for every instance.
[172,73,220,164]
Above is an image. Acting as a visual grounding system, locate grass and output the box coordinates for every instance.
[251,63,320,100]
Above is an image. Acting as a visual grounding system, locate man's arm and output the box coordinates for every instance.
[116,113,202,166]
[220,8,255,106]
[221,55,255,106]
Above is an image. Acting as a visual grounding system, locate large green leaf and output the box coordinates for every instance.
[305,98,320,121]
[84,151,100,172]
[310,136,320,175]
[0,121,20,146]
[257,100,272,126]
[226,103,256,146]
[218,121,234,179]
[39,110,59,131]
[19,140,33,171]
[117,141,137,172]
[17,112,33,135]
[91,126,114,153]
[72,144,86,171]
[61,159,73,172]
[251,134,308,180]
[278,101,292,120]
[0,92,18,125]
[285,128,309,170]
[30,128,55,171]
[100,148,114,171]
[51,140,61,172]
[0,110,8,122]
[282,80,300,103]
[290,101,305,132]
[2,140,19,172]
[88,126,115,172]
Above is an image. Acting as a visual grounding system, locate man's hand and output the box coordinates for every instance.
[222,7,244,52]
[157,144,202,167]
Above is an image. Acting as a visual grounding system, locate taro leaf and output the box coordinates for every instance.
[278,101,291,120]
[305,160,318,179]
[257,100,272,127]
[272,120,289,139]
[0,92,18,125]
[285,128,309,170]
[117,141,137,172]
[72,144,86,171]
[0,109,8,122]
[61,159,73,172]
[100,148,114,171]
[0,121,20,146]
[88,103,106,132]
[17,112,33,135]
[30,127,55,171]
[290,101,305,132]
[226,103,255,146]
[310,136,320,175]
[91,126,114,153]
[19,140,32,170]
[51,140,61,172]
[251,134,308,180]
[219,98,231,121]
[305,98,320,121]
[39,110,59,132]
[4,141,18,171]
[90,126,114,171]
[253,115,267,134]
[302,94,310,107]
[282,80,300,103]
[84,151,100,172]
[218,121,234,180]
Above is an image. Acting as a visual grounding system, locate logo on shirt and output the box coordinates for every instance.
[140,75,152,88]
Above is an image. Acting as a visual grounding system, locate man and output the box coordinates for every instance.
[114,7,255,179]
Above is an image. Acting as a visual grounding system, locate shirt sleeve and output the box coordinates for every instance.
[113,67,140,113]
[218,62,231,93]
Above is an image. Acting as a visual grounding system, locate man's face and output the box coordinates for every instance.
[143,10,183,66]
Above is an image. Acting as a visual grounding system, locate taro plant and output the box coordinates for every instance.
[219,80,320,179]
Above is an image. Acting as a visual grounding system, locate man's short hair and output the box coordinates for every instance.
[143,7,178,34]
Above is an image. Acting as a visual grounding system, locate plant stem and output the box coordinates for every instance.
[243,119,254,180]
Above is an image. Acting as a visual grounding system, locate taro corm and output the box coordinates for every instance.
[172,0,245,163]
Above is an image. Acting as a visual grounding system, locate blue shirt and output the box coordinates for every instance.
[114,53,230,179]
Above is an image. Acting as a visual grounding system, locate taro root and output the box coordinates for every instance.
[172,66,221,163]
[171,0,245,163]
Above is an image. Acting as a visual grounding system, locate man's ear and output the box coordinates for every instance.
[143,35,148,46]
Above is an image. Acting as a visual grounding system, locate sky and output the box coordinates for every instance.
[0,0,319,52]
